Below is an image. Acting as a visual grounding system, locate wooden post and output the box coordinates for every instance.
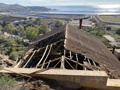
[75,54,79,69]
[87,59,91,65]
[112,45,116,54]
[83,57,87,70]
[93,61,96,66]
[61,56,65,69]
[46,60,51,69]
[79,19,83,29]
[70,51,72,60]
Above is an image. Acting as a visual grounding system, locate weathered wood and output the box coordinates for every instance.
[23,50,36,68]
[53,60,61,68]
[84,57,87,70]
[61,56,65,69]
[1,68,119,89]
[36,45,49,68]
[46,60,51,69]
[93,61,97,66]
[64,49,66,56]
[75,54,79,69]
[69,51,72,60]
[65,59,75,70]
[65,57,102,71]
[41,45,52,69]
[36,57,61,68]
[87,59,91,65]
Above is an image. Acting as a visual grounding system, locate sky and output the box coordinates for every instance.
[0,0,120,6]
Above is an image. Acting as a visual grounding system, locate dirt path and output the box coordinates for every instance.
[104,35,119,46]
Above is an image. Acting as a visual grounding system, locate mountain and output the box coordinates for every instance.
[0,3,51,12]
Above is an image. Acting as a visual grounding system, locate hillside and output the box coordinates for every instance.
[0,3,51,12]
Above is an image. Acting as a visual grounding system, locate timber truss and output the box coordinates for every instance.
[14,39,112,78]
[14,24,120,79]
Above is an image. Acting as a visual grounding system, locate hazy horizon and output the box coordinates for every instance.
[0,0,120,6]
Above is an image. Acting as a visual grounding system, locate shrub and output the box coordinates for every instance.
[101,38,111,47]
[9,52,18,61]
[55,19,62,27]
[0,73,17,90]
[116,29,120,35]
[106,27,111,31]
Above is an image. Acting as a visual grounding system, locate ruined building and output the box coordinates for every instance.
[1,24,120,90]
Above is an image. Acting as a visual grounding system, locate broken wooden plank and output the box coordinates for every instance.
[36,45,49,68]
[61,56,65,69]
[41,45,52,69]
[23,50,36,68]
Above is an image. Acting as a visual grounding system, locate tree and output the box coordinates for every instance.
[29,17,33,21]
[16,25,24,37]
[55,19,62,27]
[25,26,39,41]
[39,24,49,34]
[116,29,120,35]
[0,25,2,35]
[3,24,16,34]
[36,17,42,25]
[106,27,111,31]
[101,38,111,47]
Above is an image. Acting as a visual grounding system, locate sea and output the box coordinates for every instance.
[38,5,120,15]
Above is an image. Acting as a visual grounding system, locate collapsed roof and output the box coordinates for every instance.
[14,24,120,79]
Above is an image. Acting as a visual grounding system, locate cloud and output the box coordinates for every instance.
[1,0,120,6]
[28,0,120,6]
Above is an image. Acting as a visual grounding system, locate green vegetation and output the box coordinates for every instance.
[25,26,39,40]
[83,23,105,39]
[0,73,29,90]
[0,17,51,61]
[2,17,50,41]
[0,35,28,60]
[3,24,16,34]
[101,38,111,47]
[55,19,62,27]
[90,18,96,23]
[116,28,120,35]
[82,19,120,47]
[106,26,111,31]
[0,73,17,90]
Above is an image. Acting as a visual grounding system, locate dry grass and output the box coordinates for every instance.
[106,25,120,28]
[99,15,120,24]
